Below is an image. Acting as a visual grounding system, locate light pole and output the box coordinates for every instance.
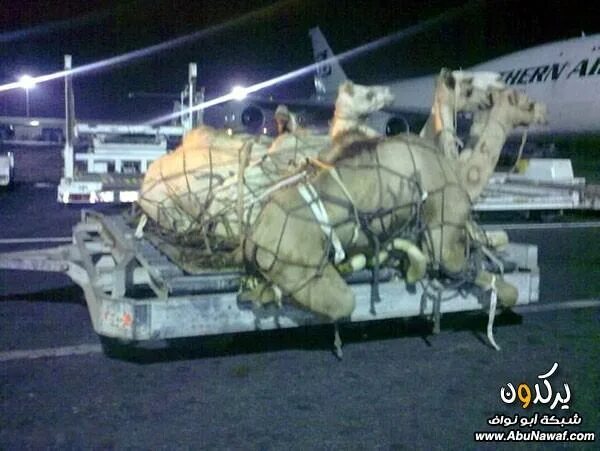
[18,74,36,117]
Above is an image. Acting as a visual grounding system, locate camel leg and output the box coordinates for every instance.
[423,186,471,275]
[253,242,356,321]
[290,263,356,320]
[391,238,428,283]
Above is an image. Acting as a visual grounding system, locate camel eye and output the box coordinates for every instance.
[466,87,473,97]
[366,91,374,101]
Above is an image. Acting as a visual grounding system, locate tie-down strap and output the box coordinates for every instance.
[297,182,346,264]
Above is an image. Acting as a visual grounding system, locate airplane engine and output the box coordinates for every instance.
[214,102,274,135]
[365,111,418,136]
[380,112,427,136]
[385,116,411,136]
[240,106,265,132]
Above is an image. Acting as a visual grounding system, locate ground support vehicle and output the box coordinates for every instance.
[57,56,195,204]
[474,159,600,212]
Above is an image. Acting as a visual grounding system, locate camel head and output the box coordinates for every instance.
[489,88,547,128]
[438,68,506,112]
[335,81,394,119]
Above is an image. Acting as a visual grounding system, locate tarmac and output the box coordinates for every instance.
[0,183,598,450]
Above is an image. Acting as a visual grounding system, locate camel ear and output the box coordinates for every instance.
[341,80,354,96]
[446,73,456,90]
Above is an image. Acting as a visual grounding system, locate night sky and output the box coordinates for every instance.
[1,0,598,121]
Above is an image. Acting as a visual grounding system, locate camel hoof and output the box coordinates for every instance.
[239,277,282,307]
[475,271,518,308]
[495,278,518,307]
[392,238,427,283]
[336,254,367,274]
[485,230,509,249]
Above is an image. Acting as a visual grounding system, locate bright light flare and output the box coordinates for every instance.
[230,85,248,101]
[0,0,297,94]
[29,120,40,126]
[144,2,471,127]
[18,75,36,90]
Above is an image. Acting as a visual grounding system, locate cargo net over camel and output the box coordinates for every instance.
[137,70,546,352]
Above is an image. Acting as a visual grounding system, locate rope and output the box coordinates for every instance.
[509,129,528,174]
[244,170,307,208]
[134,213,147,239]
[298,182,346,264]
[309,158,361,245]
[333,322,343,360]
[237,142,252,248]
[480,245,504,275]
[487,275,501,351]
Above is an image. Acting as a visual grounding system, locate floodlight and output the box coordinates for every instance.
[18,74,36,90]
[230,85,248,101]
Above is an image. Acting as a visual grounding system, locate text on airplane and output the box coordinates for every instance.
[499,57,600,85]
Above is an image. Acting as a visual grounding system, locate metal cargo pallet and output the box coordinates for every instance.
[474,159,600,212]
[0,210,539,342]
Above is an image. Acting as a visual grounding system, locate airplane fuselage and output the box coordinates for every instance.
[387,34,600,135]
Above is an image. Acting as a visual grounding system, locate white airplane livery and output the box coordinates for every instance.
[310,27,600,136]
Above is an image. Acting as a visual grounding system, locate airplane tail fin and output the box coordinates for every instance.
[309,27,348,100]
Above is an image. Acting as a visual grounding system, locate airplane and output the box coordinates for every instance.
[309,27,600,137]
[218,27,600,139]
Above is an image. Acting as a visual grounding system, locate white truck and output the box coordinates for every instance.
[57,123,184,204]
[57,56,197,204]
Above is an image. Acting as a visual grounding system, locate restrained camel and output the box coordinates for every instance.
[243,85,546,322]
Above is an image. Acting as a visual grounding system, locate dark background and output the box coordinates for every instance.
[1,0,599,121]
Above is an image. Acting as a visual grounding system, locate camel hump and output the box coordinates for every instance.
[319,131,382,164]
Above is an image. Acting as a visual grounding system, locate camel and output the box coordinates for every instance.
[329,80,394,139]
[137,126,272,239]
[419,68,506,159]
[418,69,522,251]
[243,85,546,322]
[326,69,513,276]
[266,81,394,169]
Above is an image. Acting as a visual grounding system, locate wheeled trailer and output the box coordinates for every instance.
[0,210,539,349]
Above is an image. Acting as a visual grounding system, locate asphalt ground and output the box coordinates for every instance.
[0,183,598,450]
